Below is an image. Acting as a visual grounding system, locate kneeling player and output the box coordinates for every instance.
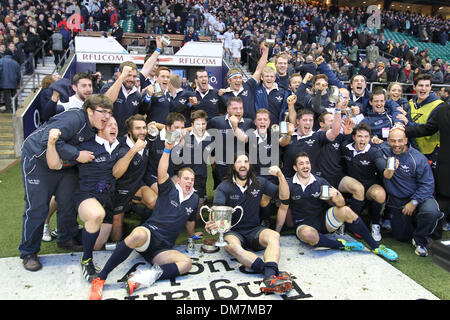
[277,152,398,261]
[89,140,202,300]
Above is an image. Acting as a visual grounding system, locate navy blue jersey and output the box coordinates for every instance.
[246,129,278,179]
[254,84,288,125]
[220,78,258,120]
[193,88,223,119]
[100,83,141,137]
[143,178,198,246]
[177,132,214,178]
[341,142,380,188]
[22,109,96,163]
[317,133,347,186]
[169,89,196,126]
[76,136,121,193]
[142,93,172,124]
[144,130,178,185]
[213,176,278,232]
[282,130,329,178]
[207,115,254,166]
[115,136,150,191]
[287,174,332,226]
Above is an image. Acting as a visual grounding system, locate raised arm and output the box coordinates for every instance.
[46,129,63,170]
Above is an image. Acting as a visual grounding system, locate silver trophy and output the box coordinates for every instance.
[165,129,181,144]
[386,157,396,170]
[200,205,244,247]
[153,82,164,97]
[320,185,331,200]
[279,112,289,137]
[161,35,171,47]
[328,86,340,104]
[148,125,159,141]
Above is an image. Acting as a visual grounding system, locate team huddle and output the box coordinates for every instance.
[19,38,445,300]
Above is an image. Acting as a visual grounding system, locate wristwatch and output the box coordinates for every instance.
[411,200,419,206]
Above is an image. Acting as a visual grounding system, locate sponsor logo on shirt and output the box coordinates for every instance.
[27,179,40,185]
[94,156,107,163]
[230,194,240,200]
[171,200,179,207]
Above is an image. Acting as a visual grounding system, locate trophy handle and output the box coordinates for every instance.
[230,206,244,229]
[199,205,211,224]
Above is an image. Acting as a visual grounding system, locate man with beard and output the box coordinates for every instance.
[42,72,93,121]
[106,114,156,243]
[102,62,143,137]
[205,154,293,294]
[277,152,398,261]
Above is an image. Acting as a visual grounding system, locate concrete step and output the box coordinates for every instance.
[0,141,14,150]
[0,126,14,134]
[0,150,15,159]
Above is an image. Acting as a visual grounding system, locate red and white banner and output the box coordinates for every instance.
[76,53,222,67]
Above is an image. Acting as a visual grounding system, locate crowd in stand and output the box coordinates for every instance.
[1,0,450,299]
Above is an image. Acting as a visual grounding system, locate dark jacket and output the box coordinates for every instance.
[0,55,21,89]
[405,103,450,198]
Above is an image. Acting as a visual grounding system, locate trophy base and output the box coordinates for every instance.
[214,240,229,247]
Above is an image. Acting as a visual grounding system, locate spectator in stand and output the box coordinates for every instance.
[50,27,64,67]
[184,26,199,43]
[0,48,21,113]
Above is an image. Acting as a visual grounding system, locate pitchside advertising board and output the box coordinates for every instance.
[21,37,227,140]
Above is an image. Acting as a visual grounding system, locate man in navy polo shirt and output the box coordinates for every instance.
[219,42,269,120]
[277,152,398,261]
[89,138,202,300]
[205,153,293,294]
[107,114,156,243]
[192,69,223,118]
[254,66,289,126]
[341,123,387,241]
[102,62,143,137]
[144,112,186,195]
[206,96,254,188]
[280,108,341,179]
[19,94,113,272]
[140,66,172,124]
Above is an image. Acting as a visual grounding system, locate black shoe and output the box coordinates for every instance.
[22,253,42,272]
[57,238,83,251]
[81,258,100,282]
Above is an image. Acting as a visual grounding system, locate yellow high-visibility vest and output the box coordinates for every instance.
[409,98,443,154]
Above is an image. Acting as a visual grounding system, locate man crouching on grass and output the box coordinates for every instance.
[89,140,202,300]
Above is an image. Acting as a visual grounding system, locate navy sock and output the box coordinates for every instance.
[251,257,265,274]
[347,217,378,250]
[263,261,279,280]
[316,233,343,249]
[98,241,133,280]
[159,263,180,280]
[349,198,365,215]
[370,201,383,224]
[81,229,100,261]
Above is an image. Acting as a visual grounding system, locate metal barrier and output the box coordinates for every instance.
[11,40,75,116]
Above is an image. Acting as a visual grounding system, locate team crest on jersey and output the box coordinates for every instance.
[312,192,321,198]
[179,98,187,105]
[250,189,260,197]
[275,95,283,102]
[210,98,218,104]
[241,90,248,97]
[305,139,315,146]
[131,100,139,107]
[94,156,107,163]
[400,165,410,172]
[360,160,370,165]
[332,143,340,150]
[185,207,194,215]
